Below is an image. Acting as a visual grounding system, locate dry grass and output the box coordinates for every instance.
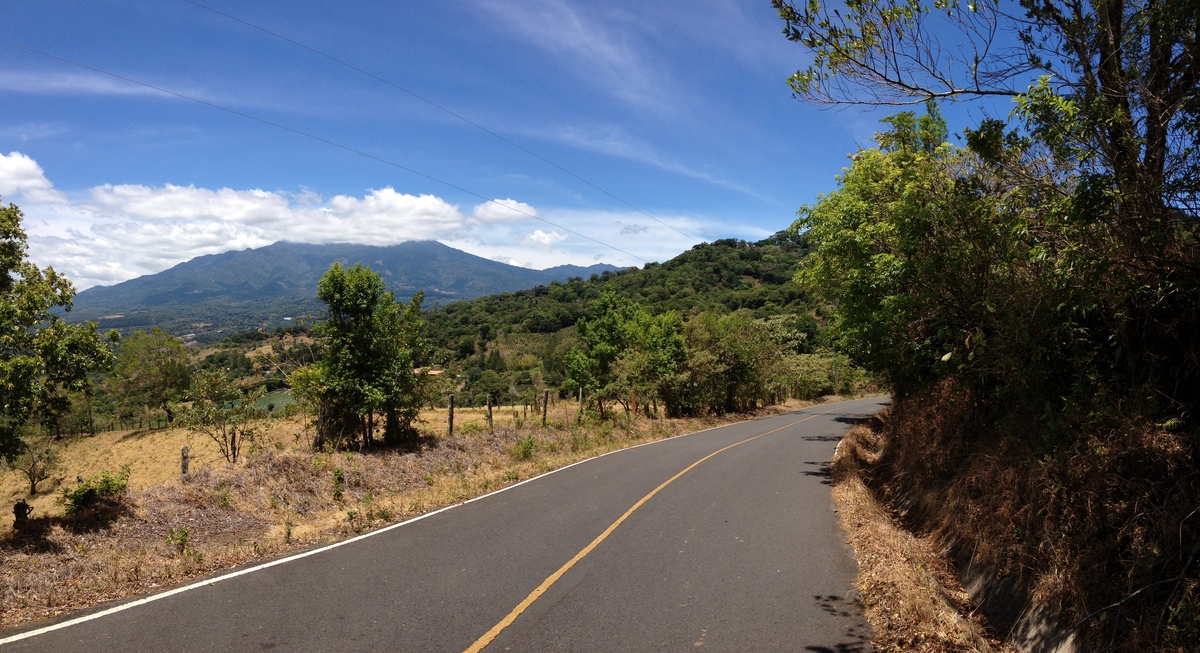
[831,423,1019,653]
[1,397,835,630]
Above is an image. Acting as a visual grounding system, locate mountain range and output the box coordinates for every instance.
[67,241,619,341]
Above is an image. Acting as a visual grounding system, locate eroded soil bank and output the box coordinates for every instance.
[832,385,1198,652]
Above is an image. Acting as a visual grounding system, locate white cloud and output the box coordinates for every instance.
[472,198,539,222]
[9,152,722,291]
[0,71,173,98]
[0,151,67,204]
[470,0,680,114]
[22,182,480,287]
[525,229,568,247]
[0,122,65,143]
[547,123,758,197]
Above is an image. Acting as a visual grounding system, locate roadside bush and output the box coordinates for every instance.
[510,435,536,461]
[59,465,131,514]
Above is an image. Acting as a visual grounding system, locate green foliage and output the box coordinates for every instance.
[510,434,536,461]
[794,98,1200,649]
[424,232,813,359]
[198,349,254,376]
[291,263,430,449]
[182,368,266,464]
[7,435,61,495]
[565,292,687,417]
[332,467,345,502]
[663,311,788,416]
[165,526,190,554]
[113,327,190,423]
[1,199,116,461]
[59,465,131,514]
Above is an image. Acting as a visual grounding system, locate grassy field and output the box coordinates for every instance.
[1,397,831,630]
[0,399,580,532]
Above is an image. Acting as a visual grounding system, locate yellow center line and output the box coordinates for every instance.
[462,407,840,653]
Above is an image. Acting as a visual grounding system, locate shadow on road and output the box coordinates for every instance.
[803,594,874,652]
[801,461,834,486]
[831,415,883,428]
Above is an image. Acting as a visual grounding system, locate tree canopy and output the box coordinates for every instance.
[1,199,116,460]
[112,327,191,424]
[290,263,429,449]
[773,0,1200,217]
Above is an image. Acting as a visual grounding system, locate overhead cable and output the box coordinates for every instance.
[183,0,704,244]
[0,38,648,264]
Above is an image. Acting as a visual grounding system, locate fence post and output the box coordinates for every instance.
[487,394,494,431]
[542,390,549,427]
[448,395,455,436]
[181,446,190,477]
[578,388,584,423]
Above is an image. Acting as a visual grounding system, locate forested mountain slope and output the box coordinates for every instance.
[423,230,816,359]
[67,241,617,340]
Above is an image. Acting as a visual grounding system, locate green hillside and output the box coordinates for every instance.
[424,230,817,360]
[67,241,618,341]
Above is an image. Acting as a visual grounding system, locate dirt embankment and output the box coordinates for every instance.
[832,383,1199,652]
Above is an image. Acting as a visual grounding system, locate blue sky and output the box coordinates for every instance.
[1,0,973,290]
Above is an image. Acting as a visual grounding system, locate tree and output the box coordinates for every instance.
[112,328,191,424]
[182,368,265,464]
[1,199,116,461]
[291,263,429,449]
[773,0,1200,250]
[8,434,60,495]
[776,0,1200,417]
[565,292,686,419]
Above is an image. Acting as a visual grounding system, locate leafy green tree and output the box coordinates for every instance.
[772,0,1199,209]
[8,434,60,495]
[291,263,429,449]
[566,292,686,418]
[1,199,116,461]
[182,368,265,464]
[612,310,687,415]
[677,311,785,415]
[112,328,191,424]
[775,0,1200,410]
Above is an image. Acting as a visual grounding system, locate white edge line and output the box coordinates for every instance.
[0,397,881,646]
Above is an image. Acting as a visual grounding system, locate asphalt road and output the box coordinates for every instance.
[3,396,887,652]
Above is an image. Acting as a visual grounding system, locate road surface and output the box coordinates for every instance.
[2,396,887,652]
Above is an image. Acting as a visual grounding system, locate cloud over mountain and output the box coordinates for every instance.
[2,152,724,290]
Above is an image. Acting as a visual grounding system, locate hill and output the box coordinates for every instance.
[423,230,818,363]
[67,241,618,341]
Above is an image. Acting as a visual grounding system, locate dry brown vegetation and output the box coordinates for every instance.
[834,383,1200,652]
[1,397,833,631]
[832,421,1019,653]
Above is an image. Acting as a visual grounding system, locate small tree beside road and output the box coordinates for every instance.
[182,369,265,465]
[290,263,430,449]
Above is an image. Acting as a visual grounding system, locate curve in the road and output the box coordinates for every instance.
[463,406,841,652]
[2,396,888,652]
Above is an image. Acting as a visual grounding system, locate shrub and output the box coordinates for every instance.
[510,435,536,461]
[165,526,190,554]
[59,464,131,514]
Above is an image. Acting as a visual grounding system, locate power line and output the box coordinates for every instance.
[182,0,704,245]
[0,38,648,264]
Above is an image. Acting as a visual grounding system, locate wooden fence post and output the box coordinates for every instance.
[181,446,189,477]
[542,390,549,427]
[487,394,494,431]
[448,395,455,436]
